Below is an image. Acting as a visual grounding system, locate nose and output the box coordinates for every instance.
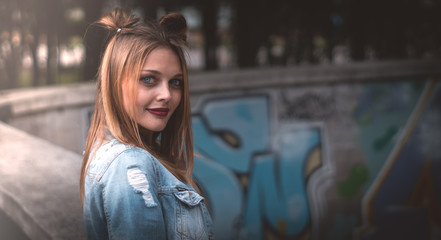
[156,80,171,102]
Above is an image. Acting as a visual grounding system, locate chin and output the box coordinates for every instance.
[138,119,169,133]
[141,125,166,132]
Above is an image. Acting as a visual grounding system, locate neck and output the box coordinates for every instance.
[139,126,154,146]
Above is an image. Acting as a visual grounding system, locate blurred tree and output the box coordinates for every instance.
[195,0,219,70]
[233,0,334,67]
[347,0,407,60]
[0,0,31,89]
[1,0,440,89]
[134,0,161,20]
[82,0,106,82]
[233,0,270,68]
[44,0,62,85]
[28,1,42,87]
[345,0,441,61]
[0,0,82,88]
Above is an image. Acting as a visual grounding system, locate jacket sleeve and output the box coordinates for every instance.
[100,149,166,240]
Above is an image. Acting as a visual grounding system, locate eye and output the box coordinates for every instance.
[140,76,154,84]
[169,79,183,88]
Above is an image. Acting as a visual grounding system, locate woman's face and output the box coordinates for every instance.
[125,47,183,134]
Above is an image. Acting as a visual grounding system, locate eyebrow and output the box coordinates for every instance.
[141,69,183,78]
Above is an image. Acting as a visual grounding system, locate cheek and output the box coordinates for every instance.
[134,89,148,113]
[171,90,182,111]
[175,91,183,107]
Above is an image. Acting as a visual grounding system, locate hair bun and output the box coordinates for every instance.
[97,8,140,33]
[159,13,187,43]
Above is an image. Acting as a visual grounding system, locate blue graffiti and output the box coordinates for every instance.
[243,127,320,239]
[192,95,322,239]
[193,97,270,173]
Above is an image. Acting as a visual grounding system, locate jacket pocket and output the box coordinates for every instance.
[174,189,204,207]
[174,189,211,240]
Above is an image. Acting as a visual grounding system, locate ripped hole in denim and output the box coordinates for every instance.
[127,167,157,207]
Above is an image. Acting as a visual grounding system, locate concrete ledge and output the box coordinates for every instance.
[1,60,440,121]
[0,82,96,121]
[0,121,85,239]
[189,59,441,93]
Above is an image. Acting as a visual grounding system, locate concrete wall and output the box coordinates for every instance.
[0,59,440,239]
[0,122,85,239]
[0,83,95,154]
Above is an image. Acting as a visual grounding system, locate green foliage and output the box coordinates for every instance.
[338,163,369,199]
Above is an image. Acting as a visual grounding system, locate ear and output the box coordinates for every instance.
[159,13,187,42]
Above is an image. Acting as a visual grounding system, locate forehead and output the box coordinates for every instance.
[142,47,182,73]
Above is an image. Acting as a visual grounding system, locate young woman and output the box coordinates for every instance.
[79,8,214,240]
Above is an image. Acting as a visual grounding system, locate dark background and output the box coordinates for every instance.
[0,0,440,89]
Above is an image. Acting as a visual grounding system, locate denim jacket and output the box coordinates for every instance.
[83,139,214,240]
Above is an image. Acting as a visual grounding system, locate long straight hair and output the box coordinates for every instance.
[80,9,195,204]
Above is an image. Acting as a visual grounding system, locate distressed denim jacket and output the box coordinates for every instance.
[83,139,215,240]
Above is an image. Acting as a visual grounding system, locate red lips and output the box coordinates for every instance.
[147,108,169,117]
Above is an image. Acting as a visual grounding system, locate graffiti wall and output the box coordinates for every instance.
[191,79,441,240]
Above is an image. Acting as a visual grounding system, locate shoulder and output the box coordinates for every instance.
[87,139,158,182]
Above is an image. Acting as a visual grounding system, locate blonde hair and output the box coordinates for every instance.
[80,8,195,204]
